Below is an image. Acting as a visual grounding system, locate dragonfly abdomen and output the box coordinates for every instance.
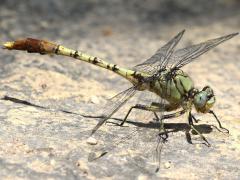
[3,38,150,85]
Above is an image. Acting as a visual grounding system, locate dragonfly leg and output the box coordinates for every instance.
[121,104,154,126]
[160,110,186,120]
[154,110,186,141]
[121,103,182,126]
[153,112,168,141]
[188,112,211,147]
[209,110,229,133]
[191,114,200,123]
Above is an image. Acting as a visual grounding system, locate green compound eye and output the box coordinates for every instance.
[206,96,216,109]
[193,86,216,113]
[194,91,208,108]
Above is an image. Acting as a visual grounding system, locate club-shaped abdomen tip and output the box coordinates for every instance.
[2,41,14,49]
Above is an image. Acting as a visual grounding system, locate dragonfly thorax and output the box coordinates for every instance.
[149,69,194,104]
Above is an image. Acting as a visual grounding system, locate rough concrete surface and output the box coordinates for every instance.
[0,0,239,179]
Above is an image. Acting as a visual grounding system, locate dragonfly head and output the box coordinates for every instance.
[193,86,215,113]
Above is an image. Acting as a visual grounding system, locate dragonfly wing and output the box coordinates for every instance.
[133,30,185,74]
[89,96,169,170]
[91,86,137,135]
[170,32,239,69]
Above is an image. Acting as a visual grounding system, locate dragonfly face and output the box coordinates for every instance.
[193,86,215,113]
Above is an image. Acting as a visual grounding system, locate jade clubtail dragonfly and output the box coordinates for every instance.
[3,30,238,147]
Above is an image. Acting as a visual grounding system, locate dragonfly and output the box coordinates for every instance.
[3,30,238,148]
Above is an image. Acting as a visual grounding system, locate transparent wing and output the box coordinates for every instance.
[116,91,169,171]
[89,92,168,171]
[133,30,185,74]
[170,32,239,69]
[88,121,163,169]
[91,86,137,135]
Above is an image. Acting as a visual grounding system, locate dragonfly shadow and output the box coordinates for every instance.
[107,117,213,135]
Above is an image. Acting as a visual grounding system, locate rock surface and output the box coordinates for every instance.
[0,0,239,179]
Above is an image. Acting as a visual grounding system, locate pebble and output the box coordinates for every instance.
[164,161,171,169]
[86,137,98,145]
[90,96,100,104]
[195,144,202,150]
[50,159,56,166]
[137,174,148,180]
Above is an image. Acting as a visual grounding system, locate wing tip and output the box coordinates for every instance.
[90,125,99,136]
[222,32,239,40]
[180,29,186,34]
[90,116,108,136]
[229,32,239,37]
[173,29,185,42]
[177,29,185,37]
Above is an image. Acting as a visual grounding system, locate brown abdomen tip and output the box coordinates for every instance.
[2,38,57,54]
